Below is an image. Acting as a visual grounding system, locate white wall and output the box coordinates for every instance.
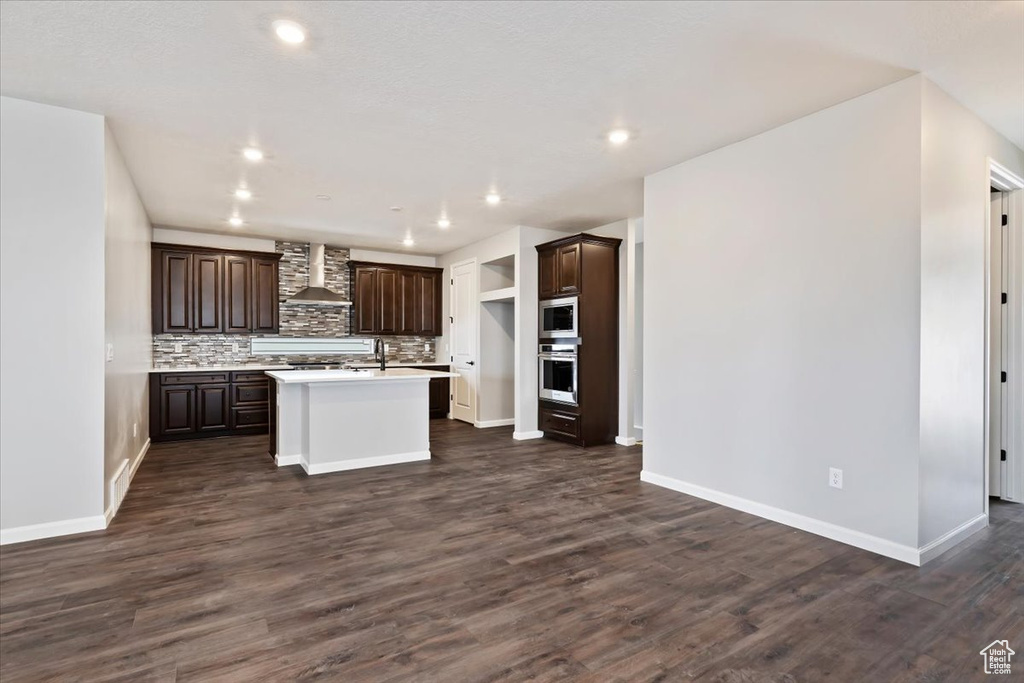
[439,225,565,436]
[152,226,276,253]
[643,78,924,551]
[1,97,106,539]
[918,80,1024,545]
[104,126,153,512]
[349,248,437,268]
[478,301,515,423]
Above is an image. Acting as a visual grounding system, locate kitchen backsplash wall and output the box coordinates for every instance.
[152,241,439,368]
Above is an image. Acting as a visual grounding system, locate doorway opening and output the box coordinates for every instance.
[987,160,1024,506]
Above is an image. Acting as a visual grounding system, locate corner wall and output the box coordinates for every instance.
[918,80,1024,548]
[104,125,153,515]
[1,97,106,541]
[642,77,925,554]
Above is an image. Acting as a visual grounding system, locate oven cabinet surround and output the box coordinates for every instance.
[348,261,442,336]
[267,368,457,474]
[152,243,282,335]
[536,233,621,446]
[150,369,275,441]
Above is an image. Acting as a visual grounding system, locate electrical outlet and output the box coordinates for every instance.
[105,344,114,362]
[424,342,429,352]
[174,342,183,353]
[384,343,390,353]
[133,422,138,438]
[829,467,843,489]
[232,343,240,354]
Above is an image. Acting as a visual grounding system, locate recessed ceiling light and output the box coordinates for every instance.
[402,237,415,247]
[485,193,502,205]
[390,206,403,212]
[608,129,631,145]
[234,188,252,200]
[273,20,306,45]
[228,216,243,227]
[315,194,331,201]
[437,217,451,229]
[242,147,264,162]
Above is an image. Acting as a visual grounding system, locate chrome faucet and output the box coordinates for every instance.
[374,337,386,371]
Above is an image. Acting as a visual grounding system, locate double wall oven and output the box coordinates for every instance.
[538,342,578,406]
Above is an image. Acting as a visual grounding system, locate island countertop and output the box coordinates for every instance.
[265,367,457,384]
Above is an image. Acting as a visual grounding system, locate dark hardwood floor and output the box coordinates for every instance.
[1,420,1021,682]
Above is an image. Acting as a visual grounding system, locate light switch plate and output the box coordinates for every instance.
[106,343,114,362]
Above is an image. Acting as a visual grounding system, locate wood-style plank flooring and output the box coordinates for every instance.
[1,420,1021,681]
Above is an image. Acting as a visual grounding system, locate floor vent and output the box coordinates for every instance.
[110,459,130,519]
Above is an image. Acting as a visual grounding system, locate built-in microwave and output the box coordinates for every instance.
[538,343,578,405]
[539,296,578,338]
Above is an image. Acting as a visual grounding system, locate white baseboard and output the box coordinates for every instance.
[476,418,515,428]
[276,453,302,467]
[615,436,637,446]
[513,430,544,440]
[301,450,431,475]
[639,470,921,566]
[918,513,988,565]
[1,515,107,546]
[129,438,151,478]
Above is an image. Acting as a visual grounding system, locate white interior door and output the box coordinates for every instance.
[450,261,477,423]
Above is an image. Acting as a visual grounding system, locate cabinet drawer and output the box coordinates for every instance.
[233,382,269,405]
[540,408,579,439]
[231,407,269,428]
[162,372,230,385]
[231,370,269,383]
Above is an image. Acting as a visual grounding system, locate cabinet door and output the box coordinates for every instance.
[196,384,230,431]
[398,270,419,335]
[353,267,377,334]
[193,254,224,333]
[157,250,193,333]
[377,268,399,334]
[556,243,581,294]
[417,271,441,336]
[538,248,558,298]
[160,385,195,435]
[224,255,251,334]
[251,256,279,333]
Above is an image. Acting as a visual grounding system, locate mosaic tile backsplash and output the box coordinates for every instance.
[153,241,439,369]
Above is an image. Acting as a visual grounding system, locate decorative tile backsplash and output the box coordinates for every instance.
[152,241,440,368]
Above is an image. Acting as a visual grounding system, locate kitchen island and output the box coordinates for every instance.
[265,367,457,475]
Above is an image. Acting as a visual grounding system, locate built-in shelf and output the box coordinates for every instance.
[480,286,517,303]
[480,254,516,292]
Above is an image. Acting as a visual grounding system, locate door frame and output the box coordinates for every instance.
[985,159,1024,511]
[449,258,477,423]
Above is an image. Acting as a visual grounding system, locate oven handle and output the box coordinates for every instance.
[538,353,578,360]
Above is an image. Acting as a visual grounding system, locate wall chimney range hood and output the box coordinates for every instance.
[287,243,352,305]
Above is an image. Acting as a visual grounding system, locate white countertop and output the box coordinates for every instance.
[266,367,458,384]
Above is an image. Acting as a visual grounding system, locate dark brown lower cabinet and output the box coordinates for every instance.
[422,365,451,419]
[151,371,271,442]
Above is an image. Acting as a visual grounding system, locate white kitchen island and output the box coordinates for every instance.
[265,367,457,475]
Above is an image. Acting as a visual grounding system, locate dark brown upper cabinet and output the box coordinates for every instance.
[251,256,279,333]
[152,244,281,335]
[376,268,399,334]
[416,271,440,336]
[353,266,377,335]
[349,261,443,336]
[156,250,194,332]
[398,270,419,335]
[537,241,583,299]
[538,248,558,299]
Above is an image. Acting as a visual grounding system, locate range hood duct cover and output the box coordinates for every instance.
[287,243,352,305]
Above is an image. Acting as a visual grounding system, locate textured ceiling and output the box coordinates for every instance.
[1,1,1022,254]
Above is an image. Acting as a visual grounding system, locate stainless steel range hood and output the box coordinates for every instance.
[287,243,352,305]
